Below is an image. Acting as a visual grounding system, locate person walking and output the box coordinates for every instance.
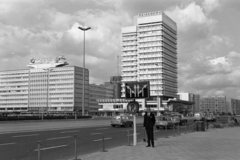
[143,108,156,147]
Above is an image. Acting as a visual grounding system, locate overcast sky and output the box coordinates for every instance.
[0,0,240,99]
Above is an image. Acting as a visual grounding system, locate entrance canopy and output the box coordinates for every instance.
[164,99,195,113]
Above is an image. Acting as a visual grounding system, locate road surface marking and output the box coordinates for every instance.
[0,142,16,146]
[47,136,72,140]
[95,128,108,130]
[91,133,102,135]
[127,133,140,136]
[34,145,68,151]
[93,137,112,142]
[122,129,133,131]
[60,130,79,133]
[13,134,39,138]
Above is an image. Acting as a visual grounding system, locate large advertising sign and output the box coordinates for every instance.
[125,81,150,99]
[27,56,68,69]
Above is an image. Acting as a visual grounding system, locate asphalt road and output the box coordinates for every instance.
[0,117,190,160]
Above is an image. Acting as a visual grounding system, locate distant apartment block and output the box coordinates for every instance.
[121,11,178,101]
[226,98,240,115]
[200,96,227,113]
[177,92,200,113]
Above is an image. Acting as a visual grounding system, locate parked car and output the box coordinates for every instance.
[155,116,176,129]
[194,112,205,121]
[205,113,216,122]
[111,115,133,127]
[169,113,187,125]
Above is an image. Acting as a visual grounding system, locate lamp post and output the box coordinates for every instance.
[43,68,53,116]
[155,63,161,116]
[78,26,91,116]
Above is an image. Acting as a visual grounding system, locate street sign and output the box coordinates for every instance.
[125,81,149,99]
[127,101,139,114]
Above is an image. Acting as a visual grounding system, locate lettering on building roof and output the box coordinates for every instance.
[138,11,162,17]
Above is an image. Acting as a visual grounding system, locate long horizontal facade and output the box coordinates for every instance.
[200,96,240,114]
[0,66,89,114]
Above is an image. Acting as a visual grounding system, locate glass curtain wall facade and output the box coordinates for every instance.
[121,11,178,100]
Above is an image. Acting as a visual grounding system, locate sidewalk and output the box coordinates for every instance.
[74,126,240,160]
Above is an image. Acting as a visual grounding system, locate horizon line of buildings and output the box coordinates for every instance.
[0,11,240,116]
[0,63,239,115]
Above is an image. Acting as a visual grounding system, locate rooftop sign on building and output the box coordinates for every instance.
[27,56,68,69]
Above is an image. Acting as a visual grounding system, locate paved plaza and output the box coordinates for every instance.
[73,126,240,160]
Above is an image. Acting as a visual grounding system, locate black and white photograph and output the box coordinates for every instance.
[0,0,239,160]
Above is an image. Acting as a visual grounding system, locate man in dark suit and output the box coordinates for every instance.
[143,108,156,147]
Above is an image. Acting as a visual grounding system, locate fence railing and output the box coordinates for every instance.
[10,119,235,160]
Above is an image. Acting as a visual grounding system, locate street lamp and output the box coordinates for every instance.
[155,63,161,116]
[78,26,91,117]
[43,68,53,119]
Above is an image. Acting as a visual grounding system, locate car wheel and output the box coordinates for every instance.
[156,126,160,129]
[112,125,115,127]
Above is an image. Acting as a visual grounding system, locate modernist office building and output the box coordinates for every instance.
[0,56,89,114]
[89,83,115,115]
[97,11,179,115]
[121,11,178,106]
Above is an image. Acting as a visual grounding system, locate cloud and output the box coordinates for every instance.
[203,0,220,14]
[227,51,240,58]
[166,2,216,32]
[208,57,232,74]
[0,0,239,100]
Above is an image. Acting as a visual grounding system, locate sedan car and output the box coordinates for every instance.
[111,115,133,127]
[155,116,176,129]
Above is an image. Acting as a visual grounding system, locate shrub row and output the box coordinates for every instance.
[0,115,92,121]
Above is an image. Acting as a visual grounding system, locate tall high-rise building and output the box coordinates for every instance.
[121,11,177,101]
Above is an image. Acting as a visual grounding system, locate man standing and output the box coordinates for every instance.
[143,108,156,147]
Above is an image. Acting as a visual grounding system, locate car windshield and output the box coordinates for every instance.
[114,116,121,120]
[113,116,129,120]
[158,117,169,121]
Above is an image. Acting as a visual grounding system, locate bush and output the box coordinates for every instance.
[0,115,92,121]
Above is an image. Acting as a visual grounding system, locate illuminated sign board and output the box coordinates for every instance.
[125,81,150,99]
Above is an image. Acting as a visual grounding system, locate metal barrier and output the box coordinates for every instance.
[165,126,169,138]
[10,121,217,160]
